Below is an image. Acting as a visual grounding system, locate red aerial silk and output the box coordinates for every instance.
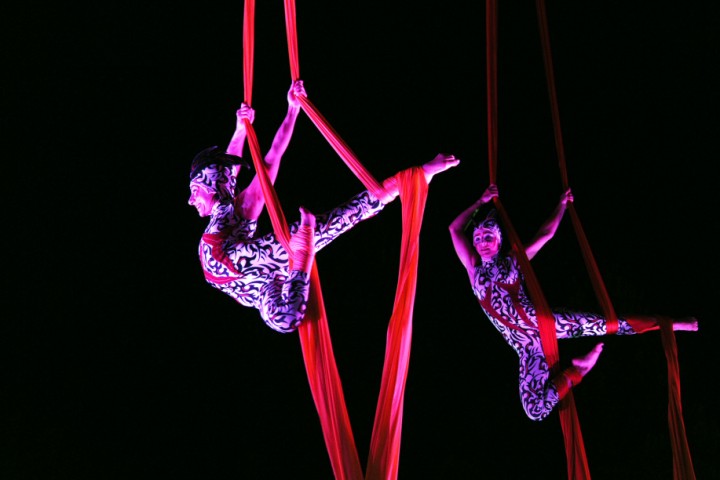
[534,2,695,478]
[486,2,591,478]
[365,167,427,480]
[241,2,428,478]
[534,0,618,336]
[658,317,697,480]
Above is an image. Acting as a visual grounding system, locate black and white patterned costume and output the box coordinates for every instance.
[199,190,386,333]
[472,252,640,421]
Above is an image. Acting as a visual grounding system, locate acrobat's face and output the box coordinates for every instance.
[188,181,217,217]
[473,226,501,261]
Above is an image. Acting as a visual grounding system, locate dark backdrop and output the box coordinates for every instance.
[7,2,719,479]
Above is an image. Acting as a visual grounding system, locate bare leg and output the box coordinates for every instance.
[550,343,604,402]
[379,153,461,204]
[422,153,460,183]
[625,314,699,334]
[673,317,699,332]
[299,206,317,229]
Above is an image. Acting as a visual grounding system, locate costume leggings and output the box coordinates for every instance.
[259,191,384,333]
[519,311,660,421]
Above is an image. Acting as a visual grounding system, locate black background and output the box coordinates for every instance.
[6,1,719,479]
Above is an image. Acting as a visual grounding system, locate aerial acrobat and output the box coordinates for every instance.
[188,79,459,333]
[449,182,699,421]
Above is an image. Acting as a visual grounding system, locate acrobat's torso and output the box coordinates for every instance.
[472,254,542,355]
[199,201,289,311]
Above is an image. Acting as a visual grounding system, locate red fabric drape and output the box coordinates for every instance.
[534,0,618,335]
[534,2,695,477]
[659,317,697,480]
[285,3,425,474]
[486,2,591,478]
[241,2,426,478]
[299,266,364,480]
[366,168,428,480]
[244,5,362,479]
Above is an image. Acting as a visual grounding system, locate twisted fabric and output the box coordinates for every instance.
[486,1,590,478]
[535,1,695,478]
[241,2,428,478]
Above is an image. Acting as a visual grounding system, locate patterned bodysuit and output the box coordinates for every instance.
[199,190,386,333]
[472,252,639,421]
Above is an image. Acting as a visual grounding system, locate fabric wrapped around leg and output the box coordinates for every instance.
[553,366,582,400]
[290,225,315,274]
[377,174,399,204]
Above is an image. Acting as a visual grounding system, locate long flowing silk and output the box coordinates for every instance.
[486,2,591,478]
[243,4,363,479]
[534,2,695,478]
[534,0,618,335]
[286,6,425,475]
[659,317,697,480]
[240,2,426,478]
[365,168,428,480]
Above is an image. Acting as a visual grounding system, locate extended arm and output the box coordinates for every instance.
[263,80,305,184]
[449,184,498,277]
[524,188,573,260]
[235,80,306,220]
[227,103,256,178]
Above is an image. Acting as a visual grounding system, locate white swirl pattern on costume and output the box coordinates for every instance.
[199,191,385,333]
[472,253,638,420]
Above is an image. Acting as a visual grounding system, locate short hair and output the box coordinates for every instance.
[473,208,501,234]
[189,146,249,180]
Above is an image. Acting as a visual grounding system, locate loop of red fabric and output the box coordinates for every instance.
[534,0,619,336]
[488,1,590,478]
[241,2,428,478]
[534,0,694,477]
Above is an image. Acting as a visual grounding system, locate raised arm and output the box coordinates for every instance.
[263,80,305,185]
[449,184,498,277]
[235,80,306,220]
[227,103,255,178]
[524,188,573,260]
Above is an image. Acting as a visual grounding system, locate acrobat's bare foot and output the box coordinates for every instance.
[673,317,699,332]
[571,343,604,377]
[423,153,460,183]
[299,206,316,229]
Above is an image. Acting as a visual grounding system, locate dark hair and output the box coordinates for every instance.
[189,146,250,179]
[465,203,498,232]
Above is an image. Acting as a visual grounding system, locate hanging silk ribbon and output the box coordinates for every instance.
[365,167,427,480]
[534,2,695,478]
[486,1,591,478]
[285,2,427,474]
[534,0,618,335]
[242,2,429,478]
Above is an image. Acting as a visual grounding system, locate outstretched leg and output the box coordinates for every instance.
[625,315,699,334]
[553,310,699,338]
[517,344,602,422]
[377,153,460,204]
[672,317,699,332]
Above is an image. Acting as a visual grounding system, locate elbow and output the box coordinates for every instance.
[449,221,463,234]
